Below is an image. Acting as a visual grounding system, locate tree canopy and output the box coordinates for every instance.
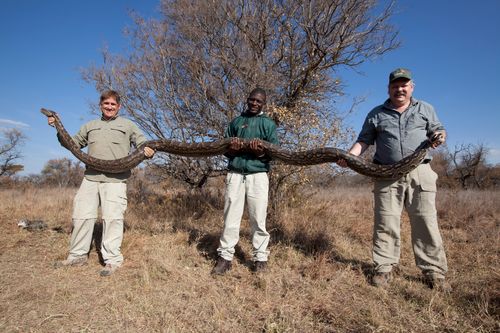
[83,0,400,200]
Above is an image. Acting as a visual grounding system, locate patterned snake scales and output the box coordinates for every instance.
[41,108,432,179]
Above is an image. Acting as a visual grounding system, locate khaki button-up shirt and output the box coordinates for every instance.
[61,116,148,182]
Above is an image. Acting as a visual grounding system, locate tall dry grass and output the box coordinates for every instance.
[0,181,498,332]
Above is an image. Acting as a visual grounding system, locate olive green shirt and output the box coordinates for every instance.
[62,116,148,182]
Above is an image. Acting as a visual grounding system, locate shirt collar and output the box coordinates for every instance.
[383,97,418,111]
[101,115,118,121]
[242,111,264,117]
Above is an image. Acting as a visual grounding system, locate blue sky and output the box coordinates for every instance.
[1,0,499,175]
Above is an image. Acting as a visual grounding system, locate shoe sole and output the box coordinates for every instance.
[53,261,88,269]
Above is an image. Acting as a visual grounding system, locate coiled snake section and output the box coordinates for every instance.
[41,108,431,179]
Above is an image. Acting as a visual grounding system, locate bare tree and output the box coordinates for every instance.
[0,128,26,177]
[41,158,84,188]
[83,0,400,215]
[450,143,489,189]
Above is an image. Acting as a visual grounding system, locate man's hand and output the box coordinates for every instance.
[143,146,155,158]
[249,139,265,157]
[430,130,446,148]
[336,159,348,168]
[227,137,243,155]
[48,116,55,127]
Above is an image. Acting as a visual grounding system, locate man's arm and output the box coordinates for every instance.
[251,119,278,159]
[129,121,155,158]
[347,142,369,157]
[337,141,369,167]
[423,102,446,149]
[47,116,87,150]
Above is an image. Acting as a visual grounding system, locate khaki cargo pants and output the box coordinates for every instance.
[372,163,448,278]
[67,178,127,266]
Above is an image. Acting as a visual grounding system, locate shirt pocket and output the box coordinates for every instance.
[109,127,128,145]
[406,112,428,131]
[375,117,393,133]
[87,126,103,145]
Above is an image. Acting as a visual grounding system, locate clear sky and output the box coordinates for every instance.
[1,0,499,176]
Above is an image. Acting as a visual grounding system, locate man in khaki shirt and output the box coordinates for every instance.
[49,90,154,276]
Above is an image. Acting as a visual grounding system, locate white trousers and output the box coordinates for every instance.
[217,172,270,262]
[68,178,127,266]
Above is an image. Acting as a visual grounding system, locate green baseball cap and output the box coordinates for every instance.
[389,68,412,82]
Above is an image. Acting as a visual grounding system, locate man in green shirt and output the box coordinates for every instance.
[49,90,154,276]
[212,88,279,275]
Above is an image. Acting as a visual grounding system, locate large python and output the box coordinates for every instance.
[41,108,432,179]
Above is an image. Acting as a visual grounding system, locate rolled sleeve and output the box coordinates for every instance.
[357,114,376,145]
[130,123,148,148]
[422,102,445,136]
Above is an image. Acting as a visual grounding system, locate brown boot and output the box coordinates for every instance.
[211,257,232,275]
[425,275,452,292]
[253,261,268,273]
[371,271,392,287]
[53,256,88,269]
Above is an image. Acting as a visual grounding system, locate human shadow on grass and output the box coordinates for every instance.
[270,224,373,281]
[162,190,372,275]
[89,219,132,267]
[165,189,260,270]
[169,214,373,276]
[172,221,252,270]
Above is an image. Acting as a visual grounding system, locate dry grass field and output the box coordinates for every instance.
[0,180,498,332]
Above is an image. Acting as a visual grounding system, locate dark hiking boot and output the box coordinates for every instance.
[253,261,268,273]
[425,275,452,292]
[371,271,392,287]
[211,257,232,275]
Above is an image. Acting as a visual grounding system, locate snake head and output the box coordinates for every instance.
[40,108,58,117]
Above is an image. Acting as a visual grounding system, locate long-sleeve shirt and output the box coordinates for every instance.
[224,112,279,174]
[59,116,148,182]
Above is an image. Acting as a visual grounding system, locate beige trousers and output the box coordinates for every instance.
[217,172,270,262]
[373,163,448,278]
[67,178,127,266]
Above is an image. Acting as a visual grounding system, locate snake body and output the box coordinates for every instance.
[41,108,431,179]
